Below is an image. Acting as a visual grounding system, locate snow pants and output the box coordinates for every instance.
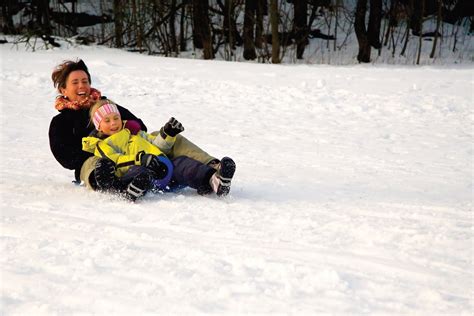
[169,156,216,192]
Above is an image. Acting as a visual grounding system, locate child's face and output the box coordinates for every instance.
[99,113,122,135]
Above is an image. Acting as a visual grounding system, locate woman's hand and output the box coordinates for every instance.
[124,120,142,135]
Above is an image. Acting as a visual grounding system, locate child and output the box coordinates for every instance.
[82,99,236,201]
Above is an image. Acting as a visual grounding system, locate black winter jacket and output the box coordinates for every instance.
[49,103,147,181]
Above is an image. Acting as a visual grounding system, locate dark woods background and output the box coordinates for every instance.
[1,0,472,63]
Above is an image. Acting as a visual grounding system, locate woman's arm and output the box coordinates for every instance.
[49,113,92,170]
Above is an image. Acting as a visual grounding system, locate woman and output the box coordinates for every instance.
[49,59,235,196]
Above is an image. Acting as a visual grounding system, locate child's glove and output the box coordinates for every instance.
[162,117,184,137]
[138,153,169,179]
[94,158,117,190]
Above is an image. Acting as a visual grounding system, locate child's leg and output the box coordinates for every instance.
[119,166,154,201]
[170,156,216,194]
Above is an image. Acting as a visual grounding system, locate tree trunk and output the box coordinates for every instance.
[294,0,308,59]
[411,0,423,36]
[400,21,410,56]
[355,0,371,62]
[224,0,232,46]
[1,0,15,34]
[368,0,382,49]
[130,0,139,48]
[192,0,203,49]
[192,0,214,59]
[243,0,257,60]
[270,0,280,63]
[383,0,397,47]
[416,0,424,64]
[430,0,442,58]
[224,0,237,48]
[180,2,187,51]
[170,0,178,55]
[35,0,52,35]
[113,0,123,48]
[255,0,265,49]
[334,0,341,51]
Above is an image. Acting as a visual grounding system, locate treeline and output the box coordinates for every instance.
[1,0,472,63]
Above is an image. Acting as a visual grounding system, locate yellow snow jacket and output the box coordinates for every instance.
[82,127,175,177]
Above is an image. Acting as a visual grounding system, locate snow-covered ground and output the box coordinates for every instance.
[0,42,472,315]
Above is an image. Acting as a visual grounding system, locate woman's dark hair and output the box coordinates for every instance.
[51,59,91,91]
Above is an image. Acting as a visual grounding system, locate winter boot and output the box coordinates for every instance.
[210,157,236,197]
[207,159,220,170]
[124,172,153,202]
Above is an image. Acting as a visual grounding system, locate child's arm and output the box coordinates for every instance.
[139,130,175,155]
[140,117,185,155]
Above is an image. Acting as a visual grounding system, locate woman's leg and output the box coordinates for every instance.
[168,135,218,166]
[170,156,216,194]
[80,156,101,190]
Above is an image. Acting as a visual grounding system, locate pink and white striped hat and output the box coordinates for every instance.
[92,103,120,129]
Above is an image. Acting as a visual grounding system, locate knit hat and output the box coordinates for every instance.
[92,103,121,129]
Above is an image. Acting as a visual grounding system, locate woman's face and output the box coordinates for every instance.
[99,113,122,136]
[61,70,90,102]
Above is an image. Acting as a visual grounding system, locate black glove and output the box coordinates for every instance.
[94,158,117,191]
[162,117,184,137]
[139,153,169,179]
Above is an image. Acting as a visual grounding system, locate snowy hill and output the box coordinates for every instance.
[0,42,472,315]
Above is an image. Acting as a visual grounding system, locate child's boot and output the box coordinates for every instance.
[124,171,153,202]
[210,157,236,196]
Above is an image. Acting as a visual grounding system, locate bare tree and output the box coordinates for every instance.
[270,0,280,63]
[416,0,424,64]
[113,0,124,48]
[294,0,308,59]
[223,0,235,48]
[410,0,423,35]
[430,0,442,58]
[192,0,214,59]
[1,0,16,34]
[169,0,178,55]
[180,1,188,51]
[355,0,371,62]
[5,0,471,65]
[223,0,243,49]
[243,0,257,60]
[368,0,382,49]
[34,0,52,36]
[255,0,267,49]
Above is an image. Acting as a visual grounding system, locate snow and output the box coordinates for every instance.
[0,41,473,315]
